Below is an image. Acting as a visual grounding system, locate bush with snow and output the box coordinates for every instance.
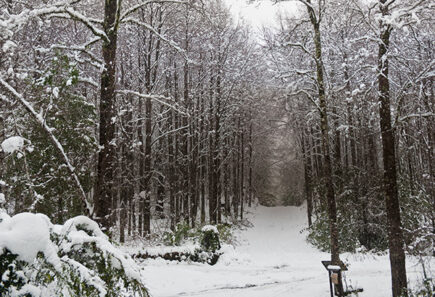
[200,225,221,253]
[151,223,232,265]
[0,212,149,297]
[1,53,96,222]
[163,222,193,246]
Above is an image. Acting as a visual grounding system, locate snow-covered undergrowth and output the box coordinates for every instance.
[129,223,227,266]
[0,211,148,297]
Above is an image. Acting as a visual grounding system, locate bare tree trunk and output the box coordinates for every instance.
[344,59,356,170]
[333,106,342,177]
[173,64,181,226]
[156,105,166,217]
[138,99,144,236]
[248,120,253,207]
[189,94,198,227]
[214,70,222,224]
[304,0,341,268]
[232,129,239,218]
[168,111,175,230]
[199,91,206,224]
[208,67,218,224]
[313,127,323,179]
[224,137,231,216]
[240,118,244,220]
[182,37,190,225]
[142,38,154,237]
[167,85,176,230]
[120,91,134,242]
[95,0,119,231]
[378,2,407,295]
[302,130,313,227]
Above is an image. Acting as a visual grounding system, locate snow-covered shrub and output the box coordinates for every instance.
[200,225,221,253]
[399,185,434,256]
[309,171,432,255]
[0,212,149,297]
[405,277,434,297]
[404,260,434,297]
[0,250,27,296]
[162,222,232,249]
[1,53,96,222]
[216,223,233,244]
[162,223,195,246]
[151,223,232,265]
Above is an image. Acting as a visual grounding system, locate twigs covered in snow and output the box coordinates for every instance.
[117,89,190,116]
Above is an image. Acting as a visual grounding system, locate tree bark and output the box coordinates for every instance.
[248,120,253,207]
[304,1,341,267]
[378,2,407,295]
[95,0,119,231]
[302,130,313,227]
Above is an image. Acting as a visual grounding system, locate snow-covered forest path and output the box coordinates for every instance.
[139,206,430,297]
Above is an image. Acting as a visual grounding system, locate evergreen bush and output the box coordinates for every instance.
[1,53,96,222]
[0,212,149,297]
[200,225,221,253]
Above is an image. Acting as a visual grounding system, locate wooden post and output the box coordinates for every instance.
[328,270,334,297]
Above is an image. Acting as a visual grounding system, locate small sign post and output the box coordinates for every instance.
[321,260,346,297]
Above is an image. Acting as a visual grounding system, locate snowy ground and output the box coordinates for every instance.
[136,205,433,297]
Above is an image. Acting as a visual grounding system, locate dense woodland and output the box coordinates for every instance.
[0,0,433,296]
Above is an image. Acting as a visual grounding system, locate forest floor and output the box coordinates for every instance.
[133,205,433,297]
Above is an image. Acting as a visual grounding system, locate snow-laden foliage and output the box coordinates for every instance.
[132,222,231,265]
[1,52,96,221]
[162,222,231,249]
[1,136,25,154]
[0,211,148,297]
[200,226,221,253]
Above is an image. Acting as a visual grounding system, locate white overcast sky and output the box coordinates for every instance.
[223,0,301,29]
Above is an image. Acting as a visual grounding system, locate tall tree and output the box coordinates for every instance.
[95,0,121,231]
[300,0,341,268]
[377,1,407,295]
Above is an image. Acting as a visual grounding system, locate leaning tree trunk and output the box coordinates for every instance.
[378,2,407,296]
[95,0,119,231]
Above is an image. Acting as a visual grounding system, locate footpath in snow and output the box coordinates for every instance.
[137,205,432,297]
